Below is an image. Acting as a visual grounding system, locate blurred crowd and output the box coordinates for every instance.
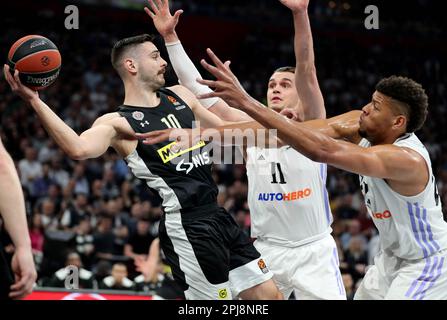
[0,0,446,299]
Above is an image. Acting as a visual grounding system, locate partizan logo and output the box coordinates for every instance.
[218,288,228,300]
[132,111,144,121]
[258,259,269,274]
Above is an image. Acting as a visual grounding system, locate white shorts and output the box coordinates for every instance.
[355,249,447,300]
[254,234,346,300]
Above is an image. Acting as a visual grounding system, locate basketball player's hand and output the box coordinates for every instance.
[197,49,252,110]
[136,128,201,153]
[9,246,37,299]
[279,0,309,12]
[3,65,39,103]
[135,238,160,282]
[144,0,183,39]
[280,108,302,121]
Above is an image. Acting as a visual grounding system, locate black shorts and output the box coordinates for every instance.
[159,204,272,300]
[0,242,14,300]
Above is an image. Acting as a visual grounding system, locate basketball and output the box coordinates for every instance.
[7,35,61,90]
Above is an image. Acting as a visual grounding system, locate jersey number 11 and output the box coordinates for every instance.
[271,162,286,184]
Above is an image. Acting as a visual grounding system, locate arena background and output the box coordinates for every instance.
[1,0,446,300]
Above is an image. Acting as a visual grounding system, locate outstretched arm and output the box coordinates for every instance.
[195,50,426,184]
[4,65,119,160]
[136,109,361,150]
[144,0,251,122]
[0,139,37,299]
[280,0,326,120]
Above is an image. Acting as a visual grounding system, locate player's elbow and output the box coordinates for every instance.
[68,147,88,161]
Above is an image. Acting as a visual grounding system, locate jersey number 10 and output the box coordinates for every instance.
[161,114,182,129]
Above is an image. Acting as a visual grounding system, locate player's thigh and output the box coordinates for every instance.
[388,254,447,300]
[159,212,232,300]
[291,236,346,300]
[253,240,294,299]
[218,211,277,299]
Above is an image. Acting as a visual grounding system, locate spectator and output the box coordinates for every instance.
[124,218,155,261]
[72,163,90,196]
[75,218,95,269]
[60,192,91,230]
[38,198,59,230]
[93,215,117,263]
[29,214,45,267]
[18,147,42,196]
[340,219,367,251]
[335,193,359,220]
[99,263,134,291]
[32,163,56,199]
[341,272,355,300]
[342,236,369,283]
[48,157,70,189]
[134,239,184,299]
[45,252,95,289]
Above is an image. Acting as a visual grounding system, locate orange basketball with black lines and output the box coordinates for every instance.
[7,35,61,90]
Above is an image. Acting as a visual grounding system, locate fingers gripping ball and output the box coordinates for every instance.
[7,35,61,90]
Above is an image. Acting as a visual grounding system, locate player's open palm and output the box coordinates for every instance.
[197,49,251,110]
[3,65,39,103]
[279,0,309,12]
[145,0,183,37]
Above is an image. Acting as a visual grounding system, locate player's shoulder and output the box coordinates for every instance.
[370,143,426,166]
[92,112,123,126]
[166,85,195,102]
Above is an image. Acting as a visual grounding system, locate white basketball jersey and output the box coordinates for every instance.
[359,134,447,260]
[246,146,333,247]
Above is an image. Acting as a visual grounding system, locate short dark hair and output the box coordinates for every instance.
[376,76,428,133]
[111,34,155,71]
[274,66,295,74]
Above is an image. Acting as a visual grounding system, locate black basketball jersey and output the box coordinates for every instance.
[117,88,218,213]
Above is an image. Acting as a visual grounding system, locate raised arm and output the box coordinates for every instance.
[4,65,120,161]
[0,138,37,299]
[280,0,325,120]
[144,0,251,122]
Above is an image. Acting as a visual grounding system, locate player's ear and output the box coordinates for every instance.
[393,115,407,131]
[124,58,137,75]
